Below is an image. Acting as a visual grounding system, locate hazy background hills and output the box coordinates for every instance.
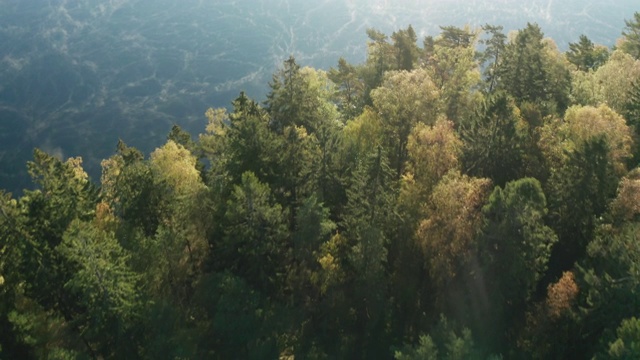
[0,0,637,194]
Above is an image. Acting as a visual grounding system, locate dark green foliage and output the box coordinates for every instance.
[328,57,365,119]
[112,140,160,237]
[394,316,483,360]
[363,28,395,100]
[19,150,98,311]
[574,223,640,358]
[496,23,571,113]
[293,195,336,264]
[479,178,557,349]
[608,317,640,358]
[58,220,140,356]
[392,25,420,71]
[24,149,97,243]
[225,92,279,186]
[167,124,195,151]
[340,147,395,358]
[567,35,609,71]
[621,12,640,60]
[480,24,507,92]
[437,26,476,49]
[193,272,280,360]
[0,191,33,359]
[219,172,289,294]
[546,137,619,279]
[461,92,526,186]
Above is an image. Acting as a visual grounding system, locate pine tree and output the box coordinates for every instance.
[480,24,507,93]
[461,92,527,187]
[621,12,640,60]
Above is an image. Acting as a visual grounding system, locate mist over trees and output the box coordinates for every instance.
[2,12,640,359]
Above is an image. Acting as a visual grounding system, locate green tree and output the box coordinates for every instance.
[192,272,280,359]
[199,106,231,189]
[546,137,619,278]
[58,219,140,357]
[145,140,211,302]
[288,195,337,342]
[479,24,507,93]
[340,147,395,358]
[574,223,640,358]
[566,35,609,71]
[266,61,342,224]
[620,12,640,60]
[497,24,546,103]
[266,58,340,134]
[395,334,438,360]
[625,80,640,130]
[266,57,339,134]
[370,68,441,178]
[105,141,160,238]
[328,57,365,119]
[623,81,640,164]
[221,92,279,187]
[427,26,482,123]
[219,172,289,294]
[167,124,196,152]
[18,150,98,310]
[0,191,33,359]
[394,316,482,360]
[340,107,384,165]
[392,25,420,71]
[497,23,571,113]
[608,317,640,358]
[8,151,107,357]
[539,105,634,176]
[570,50,640,115]
[362,28,398,103]
[461,92,528,187]
[480,178,557,335]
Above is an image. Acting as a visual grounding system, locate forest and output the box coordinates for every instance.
[1,12,640,359]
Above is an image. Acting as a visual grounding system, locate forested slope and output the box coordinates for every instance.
[2,13,640,359]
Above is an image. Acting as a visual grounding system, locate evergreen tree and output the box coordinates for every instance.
[480,24,507,93]
[546,137,619,278]
[567,34,609,71]
[341,147,395,358]
[496,23,571,113]
[328,57,365,120]
[621,12,640,60]
[479,178,557,349]
[392,25,420,71]
[219,172,289,295]
[608,317,640,358]
[58,219,140,357]
[363,28,397,102]
[461,92,527,187]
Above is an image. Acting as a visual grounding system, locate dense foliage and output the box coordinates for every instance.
[2,13,640,359]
